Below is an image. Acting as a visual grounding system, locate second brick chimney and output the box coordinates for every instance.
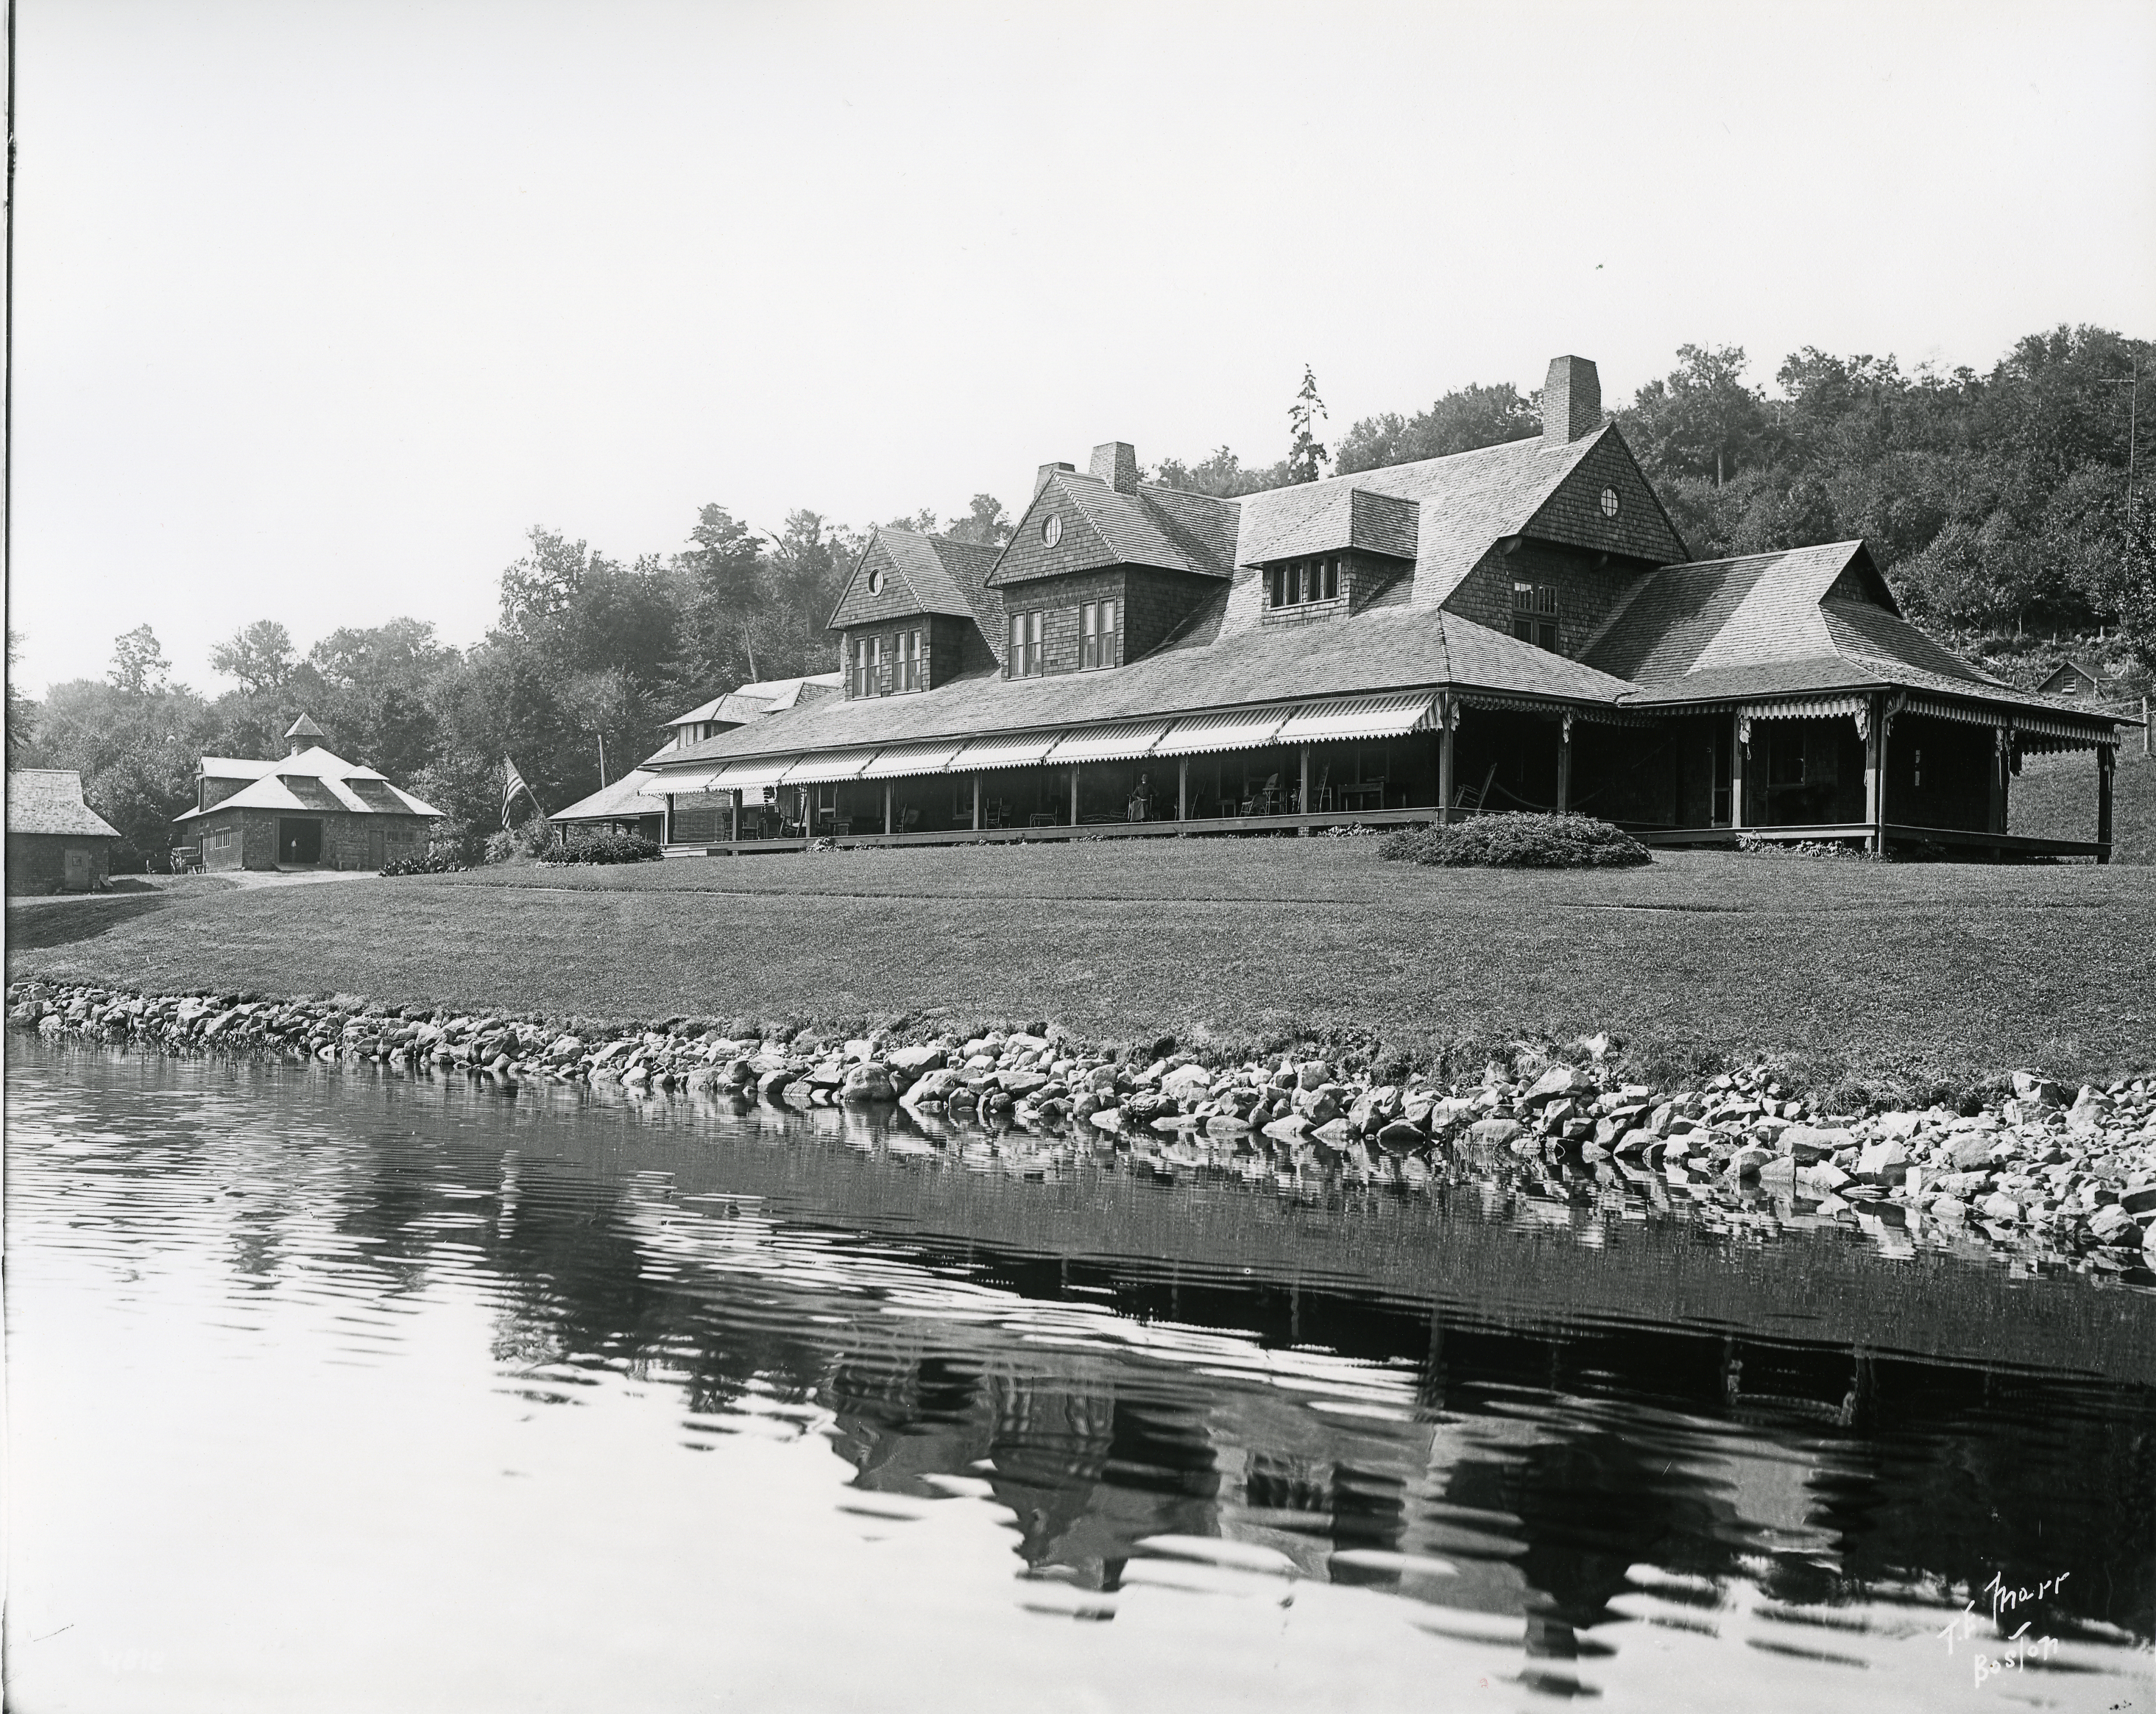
[1542,356,1602,444]
[1090,441,1139,493]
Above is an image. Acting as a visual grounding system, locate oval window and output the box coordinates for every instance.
[865,567,885,595]
[1600,487,1620,519]
[1042,515,1064,548]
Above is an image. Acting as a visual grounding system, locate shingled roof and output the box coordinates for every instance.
[649,606,1636,777]
[1594,542,2115,724]
[989,470,1240,589]
[666,674,843,730]
[551,768,664,823]
[828,529,1002,629]
[177,747,442,821]
[7,769,123,839]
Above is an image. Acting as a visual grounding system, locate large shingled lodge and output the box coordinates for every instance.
[641,356,2127,861]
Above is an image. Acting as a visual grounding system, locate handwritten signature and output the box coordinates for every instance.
[1938,1571,2069,1689]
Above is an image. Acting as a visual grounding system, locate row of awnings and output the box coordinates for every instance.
[643,691,1443,797]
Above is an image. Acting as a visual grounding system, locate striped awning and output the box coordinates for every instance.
[1044,721,1172,764]
[1153,707,1293,757]
[781,747,883,785]
[1741,695,1867,722]
[1905,696,2117,747]
[859,739,966,780]
[638,769,717,797]
[947,730,1061,772]
[710,755,799,791]
[1276,692,1436,744]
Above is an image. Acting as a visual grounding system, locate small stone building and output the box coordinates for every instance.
[7,769,123,893]
[175,715,442,871]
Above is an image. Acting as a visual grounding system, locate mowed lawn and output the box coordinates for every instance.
[10,841,2153,1101]
[2013,741,2155,866]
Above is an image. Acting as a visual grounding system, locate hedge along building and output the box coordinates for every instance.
[640,356,2129,859]
[175,714,442,871]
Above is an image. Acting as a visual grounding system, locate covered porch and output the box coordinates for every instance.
[647,690,1684,855]
[1619,691,2121,861]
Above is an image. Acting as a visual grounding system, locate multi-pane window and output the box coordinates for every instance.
[896,628,922,692]
[1079,599,1118,670]
[852,635,883,697]
[1008,611,1044,677]
[1268,557,1340,609]
[1512,582,1560,652]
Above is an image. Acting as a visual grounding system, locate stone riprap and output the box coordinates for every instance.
[10,979,2155,1277]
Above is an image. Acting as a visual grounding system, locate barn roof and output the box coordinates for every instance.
[177,747,442,820]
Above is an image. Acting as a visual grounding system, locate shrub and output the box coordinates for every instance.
[380,851,467,876]
[1379,812,1651,869]
[1735,833,1879,861]
[539,833,663,866]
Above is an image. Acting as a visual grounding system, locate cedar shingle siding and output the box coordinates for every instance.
[634,356,2124,855]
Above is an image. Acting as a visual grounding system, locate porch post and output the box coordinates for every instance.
[1069,767,1079,828]
[2098,744,2115,863]
[1555,713,1573,814]
[1728,711,1745,831]
[1298,744,1311,834]
[972,774,983,832]
[1438,696,1455,825]
[1987,729,2008,837]
[1177,758,1188,822]
[730,789,740,845]
[1866,693,1890,853]
[883,782,894,837]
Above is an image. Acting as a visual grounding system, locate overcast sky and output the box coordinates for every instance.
[12,0,2155,694]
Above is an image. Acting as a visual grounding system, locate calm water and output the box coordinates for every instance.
[7,1040,2153,1713]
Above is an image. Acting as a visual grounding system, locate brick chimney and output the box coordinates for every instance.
[1033,460,1074,498]
[1542,356,1602,444]
[1089,441,1139,494]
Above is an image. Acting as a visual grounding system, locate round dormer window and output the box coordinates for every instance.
[866,566,885,595]
[1042,515,1064,548]
[1600,487,1620,519]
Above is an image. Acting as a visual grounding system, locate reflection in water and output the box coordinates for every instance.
[7,1039,2153,1713]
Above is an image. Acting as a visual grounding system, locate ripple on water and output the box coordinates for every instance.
[7,1037,2152,1714]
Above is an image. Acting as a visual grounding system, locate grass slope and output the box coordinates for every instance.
[2012,741,2155,866]
[11,843,2153,1104]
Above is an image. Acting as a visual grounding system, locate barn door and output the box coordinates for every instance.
[63,848,91,892]
[368,827,386,868]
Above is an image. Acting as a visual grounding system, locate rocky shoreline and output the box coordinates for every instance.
[10,978,2155,1280]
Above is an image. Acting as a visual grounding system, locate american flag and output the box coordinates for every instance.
[502,757,539,828]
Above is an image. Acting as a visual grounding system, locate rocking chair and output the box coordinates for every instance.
[1453,763,1498,814]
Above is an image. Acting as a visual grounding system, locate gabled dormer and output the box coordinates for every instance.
[826,527,1002,699]
[986,442,1237,678]
[1437,359,1692,658]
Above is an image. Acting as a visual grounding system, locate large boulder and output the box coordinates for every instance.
[1781,1125,1854,1164]
[1855,1140,1910,1182]
[1159,1064,1213,1103]
[841,1063,897,1103]
[1523,1065,1595,1107]
[1468,1118,1523,1147]
[888,1043,946,1075]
